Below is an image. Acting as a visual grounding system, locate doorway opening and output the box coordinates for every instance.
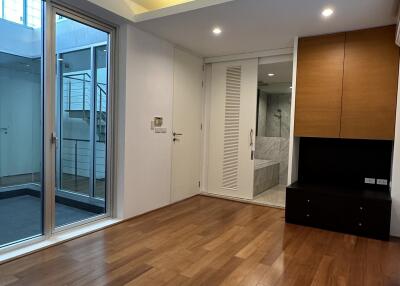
[252,61,293,207]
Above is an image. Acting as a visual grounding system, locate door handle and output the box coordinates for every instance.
[51,132,58,146]
[173,132,183,142]
[250,129,254,160]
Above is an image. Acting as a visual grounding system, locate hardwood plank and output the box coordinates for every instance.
[0,196,400,286]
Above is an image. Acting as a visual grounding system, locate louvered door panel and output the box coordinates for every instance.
[222,66,241,190]
[207,59,258,200]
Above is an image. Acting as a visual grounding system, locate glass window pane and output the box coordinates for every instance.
[0,1,43,247]
[0,1,3,19]
[4,0,24,24]
[27,0,42,28]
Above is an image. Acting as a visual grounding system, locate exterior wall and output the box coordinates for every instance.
[0,66,41,177]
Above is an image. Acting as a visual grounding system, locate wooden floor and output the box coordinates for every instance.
[1,195,400,286]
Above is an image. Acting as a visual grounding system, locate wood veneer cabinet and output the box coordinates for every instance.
[294,33,345,138]
[341,26,399,140]
[294,25,400,140]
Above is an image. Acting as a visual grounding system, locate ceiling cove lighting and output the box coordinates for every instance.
[322,8,334,18]
[268,73,275,77]
[212,27,222,35]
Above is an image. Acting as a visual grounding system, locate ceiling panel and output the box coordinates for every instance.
[136,0,397,57]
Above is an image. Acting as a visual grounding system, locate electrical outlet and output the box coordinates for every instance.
[377,179,388,186]
[364,178,376,184]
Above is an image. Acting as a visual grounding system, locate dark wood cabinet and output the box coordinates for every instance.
[286,183,392,240]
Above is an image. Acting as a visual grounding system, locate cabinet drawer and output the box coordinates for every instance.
[285,189,314,224]
[285,186,391,240]
[347,200,391,240]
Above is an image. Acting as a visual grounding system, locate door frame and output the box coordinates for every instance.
[46,1,116,234]
[0,0,117,253]
[202,47,297,198]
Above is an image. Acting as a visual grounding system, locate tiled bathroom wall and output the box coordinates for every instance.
[255,91,291,185]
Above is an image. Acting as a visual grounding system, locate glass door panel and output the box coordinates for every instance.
[0,0,43,247]
[55,14,109,228]
[94,45,107,199]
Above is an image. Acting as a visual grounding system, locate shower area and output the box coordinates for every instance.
[253,61,293,207]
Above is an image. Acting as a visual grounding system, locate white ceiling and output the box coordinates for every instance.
[135,0,398,57]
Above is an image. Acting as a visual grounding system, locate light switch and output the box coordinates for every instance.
[155,127,167,133]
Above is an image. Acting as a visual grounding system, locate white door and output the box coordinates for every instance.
[207,59,258,200]
[171,49,203,202]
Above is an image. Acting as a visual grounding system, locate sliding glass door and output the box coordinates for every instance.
[55,14,109,228]
[0,0,113,249]
[0,0,43,247]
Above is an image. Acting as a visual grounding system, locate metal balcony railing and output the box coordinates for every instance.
[61,138,106,180]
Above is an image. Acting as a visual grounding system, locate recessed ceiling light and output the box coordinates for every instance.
[322,8,334,18]
[212,27,222,35]
[268,73,275,77]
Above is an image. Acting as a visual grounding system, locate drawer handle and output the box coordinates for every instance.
[358,222,363,227]
[306,199,310,203]
[306,214,310,218]
[360,206,364,211]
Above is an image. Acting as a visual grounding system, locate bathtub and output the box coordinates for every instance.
[253,159,280,196]
[255,159,278,170]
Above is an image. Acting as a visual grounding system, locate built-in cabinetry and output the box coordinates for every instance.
[295,33,345,138]
[294,25,399,140]
[286,183,392,240]
[286,138,393,240]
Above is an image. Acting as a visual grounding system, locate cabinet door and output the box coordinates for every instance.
[341,25,399,140]
[294,33,345,138]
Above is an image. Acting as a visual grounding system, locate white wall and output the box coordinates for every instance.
[0,67,41,177]
[116,23,181,219]
[390,62,400,237]
[115,23,204,219]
